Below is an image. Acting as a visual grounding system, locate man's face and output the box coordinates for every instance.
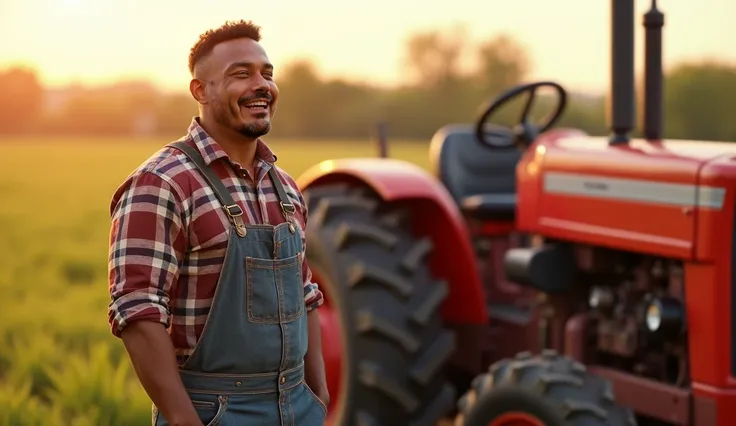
[198,38,279,139]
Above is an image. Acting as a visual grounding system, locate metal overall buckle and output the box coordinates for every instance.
[224,204,247,237]
[280,201,296,233]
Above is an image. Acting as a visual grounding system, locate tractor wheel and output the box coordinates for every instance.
[304,183,457,426]
[454,350,637,426]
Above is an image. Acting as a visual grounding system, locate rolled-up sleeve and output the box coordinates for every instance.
[296,191,324,312]
[107,171,187,337]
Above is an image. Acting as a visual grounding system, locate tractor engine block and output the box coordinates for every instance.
[583,250,689,387]
[504,242,690,387]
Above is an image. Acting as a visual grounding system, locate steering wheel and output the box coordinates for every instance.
[475,81,567,149]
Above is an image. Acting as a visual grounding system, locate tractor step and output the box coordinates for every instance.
[487,303,532,325]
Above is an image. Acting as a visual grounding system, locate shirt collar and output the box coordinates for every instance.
[186,117,277,167]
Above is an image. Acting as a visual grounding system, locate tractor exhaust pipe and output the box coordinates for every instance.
[643,0,664,140]
[608,0,636,145]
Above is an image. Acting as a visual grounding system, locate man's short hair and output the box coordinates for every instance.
[188,20,262,75]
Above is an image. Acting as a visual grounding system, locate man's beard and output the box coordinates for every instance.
[237,119,271,138]
[212,102,271,138]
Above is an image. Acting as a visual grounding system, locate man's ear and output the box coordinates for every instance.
[190,78,208,104]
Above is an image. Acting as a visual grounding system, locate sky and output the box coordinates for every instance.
[0,0,732,95]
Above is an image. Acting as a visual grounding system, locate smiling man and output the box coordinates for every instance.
[107,20,328,426]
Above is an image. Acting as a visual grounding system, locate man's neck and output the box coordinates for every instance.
[198,117,258,175]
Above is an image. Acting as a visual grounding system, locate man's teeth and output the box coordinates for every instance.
[244,101,268,109]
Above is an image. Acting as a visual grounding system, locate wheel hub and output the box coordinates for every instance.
[489,412,545,426]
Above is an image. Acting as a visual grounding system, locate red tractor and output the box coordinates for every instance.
[297,1,735,425]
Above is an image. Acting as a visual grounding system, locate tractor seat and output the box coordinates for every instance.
[429,124,522,221]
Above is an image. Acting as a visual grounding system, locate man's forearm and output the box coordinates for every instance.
[121,320,201,426]
[304,309,328,400]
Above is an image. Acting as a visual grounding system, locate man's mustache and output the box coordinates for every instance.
[239,92,273,105]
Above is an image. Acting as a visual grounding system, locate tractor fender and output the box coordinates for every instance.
[297,157,488,325]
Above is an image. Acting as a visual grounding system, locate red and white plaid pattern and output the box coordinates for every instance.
[107,118,323,362]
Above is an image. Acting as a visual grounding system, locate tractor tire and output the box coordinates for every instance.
[304,183,457,426]
[454,350,637,426]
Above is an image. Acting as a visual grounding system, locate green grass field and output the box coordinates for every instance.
[0,136,430,425]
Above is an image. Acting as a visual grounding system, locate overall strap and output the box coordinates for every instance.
[168,141,247,237]
[267,167,297,233]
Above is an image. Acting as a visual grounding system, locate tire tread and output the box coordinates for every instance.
[305,184,456,425]
[455,351,637,426]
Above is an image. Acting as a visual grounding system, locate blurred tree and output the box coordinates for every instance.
[557,95,607,135]
[404,24,469,90]
[663,60,736,141]
[475,35,530,95]
[155,93,198,136]
[388,28,533,138]
[8,27,736,143]
[42,81,161,137]
[0,67,44,134]
[269,59,326,138]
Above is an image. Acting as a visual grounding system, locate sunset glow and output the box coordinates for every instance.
[1,0,732,94]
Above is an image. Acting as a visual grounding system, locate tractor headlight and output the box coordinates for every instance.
[645,302,662,331]
[642,297,684,339]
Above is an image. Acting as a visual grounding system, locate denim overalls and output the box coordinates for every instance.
[152,141,326,426]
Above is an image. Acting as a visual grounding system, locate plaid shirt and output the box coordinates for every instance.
[107,118,323,362]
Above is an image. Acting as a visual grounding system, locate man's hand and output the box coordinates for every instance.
[314,383,330,408]
[304,309,329,407]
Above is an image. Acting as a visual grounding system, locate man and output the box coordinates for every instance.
[107,20,328,426]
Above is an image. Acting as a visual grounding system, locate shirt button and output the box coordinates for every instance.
[280,377,286,384]
[235,381,242,387]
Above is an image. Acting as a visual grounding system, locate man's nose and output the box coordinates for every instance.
[251,74,269,93]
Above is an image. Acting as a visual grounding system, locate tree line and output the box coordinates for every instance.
[1,27,735,142]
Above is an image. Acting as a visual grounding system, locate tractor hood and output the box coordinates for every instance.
[516,129,736,260]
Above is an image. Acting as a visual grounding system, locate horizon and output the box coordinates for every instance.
[1,0,733,97]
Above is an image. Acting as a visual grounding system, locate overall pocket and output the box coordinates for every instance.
[301,381,328,417]
[191,394,228,426]
[245,253,303,324]
[152,394,228,426]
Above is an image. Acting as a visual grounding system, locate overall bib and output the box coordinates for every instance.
[152,141,327,426]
